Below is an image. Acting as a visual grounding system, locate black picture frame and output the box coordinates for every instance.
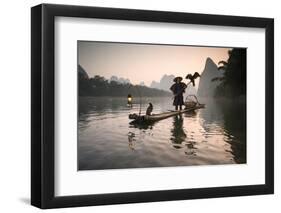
[31,3,274,209]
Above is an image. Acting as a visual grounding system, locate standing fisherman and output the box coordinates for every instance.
[170,76,187,110]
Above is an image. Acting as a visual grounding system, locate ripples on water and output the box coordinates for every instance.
[78,97,246,170]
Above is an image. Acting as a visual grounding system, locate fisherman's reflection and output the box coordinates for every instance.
[170,115,186,149]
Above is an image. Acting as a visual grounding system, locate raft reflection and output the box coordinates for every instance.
[78,97,246,170]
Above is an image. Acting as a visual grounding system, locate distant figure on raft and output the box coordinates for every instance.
[146,103,153,116]
[170,76,187,111]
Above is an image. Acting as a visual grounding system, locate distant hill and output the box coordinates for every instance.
[78,65,171,97]
[110,75,131,84]
[185,85,197,96]
[150,80,160,89]
[150,74,174,91]
[139,81,146,86]
[197,58,224,97]
[78,65,89,80]
[150,74,197,95]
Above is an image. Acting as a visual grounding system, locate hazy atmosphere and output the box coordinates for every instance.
[78,41,246,171]
[78,41,231,86]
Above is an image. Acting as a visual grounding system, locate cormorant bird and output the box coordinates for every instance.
[146,103,153,116]
[185,72,201,86]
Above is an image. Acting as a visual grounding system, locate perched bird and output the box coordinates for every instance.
[185,72,201,86]
[146,103,153,116]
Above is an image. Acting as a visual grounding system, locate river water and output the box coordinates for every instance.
[78,96,246,170]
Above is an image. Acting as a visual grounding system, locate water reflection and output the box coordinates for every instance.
[183,111,198,156]
[78,97,246,170]
[220,97,246,163]
[199,98,246,163]
[185,142,197,156]
[170,115,186,149]
[127,132,136,150]
[129,122,154,130]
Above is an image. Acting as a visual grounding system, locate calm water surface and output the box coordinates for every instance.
[78,96,246,170]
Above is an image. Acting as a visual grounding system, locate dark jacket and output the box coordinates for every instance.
[170,82,187,106]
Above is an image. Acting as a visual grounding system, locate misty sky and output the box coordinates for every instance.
[78,41,231,86]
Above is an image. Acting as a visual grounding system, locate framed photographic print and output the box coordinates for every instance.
[31,4,274,209]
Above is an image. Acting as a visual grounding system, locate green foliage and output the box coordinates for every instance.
[213,48,246,97]
[79,75,171,97]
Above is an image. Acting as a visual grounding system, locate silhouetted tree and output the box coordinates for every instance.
[213,48,246,97]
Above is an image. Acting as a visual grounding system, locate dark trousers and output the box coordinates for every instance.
[175,105,182,110]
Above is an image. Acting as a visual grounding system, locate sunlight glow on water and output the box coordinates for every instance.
[78,97,246,170]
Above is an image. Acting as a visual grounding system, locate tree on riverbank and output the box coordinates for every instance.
[212,48,246,97]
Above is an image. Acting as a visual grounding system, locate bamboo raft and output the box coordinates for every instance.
[129,103,205,125]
